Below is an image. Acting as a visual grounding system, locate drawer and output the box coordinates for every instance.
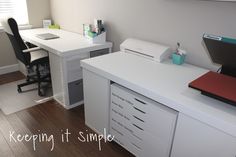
[110,119,143,156]
[110,121,127,148]
[111,110,132,135]
[111,108,131,125]
[111,111,145,141]
[111,90,133,112]
[90,48,109,58]
[110,83,178,157]
[126,138,143,157]
[68,79,83,105]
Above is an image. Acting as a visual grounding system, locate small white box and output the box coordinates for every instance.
[87,32,106,44]
[43,20,51,28]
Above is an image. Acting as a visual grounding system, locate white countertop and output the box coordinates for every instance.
[81,52,236,137]
[20,28,112,56]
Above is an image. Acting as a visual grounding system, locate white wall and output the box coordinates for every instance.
[50,0,236,70]
[0,0,51,68]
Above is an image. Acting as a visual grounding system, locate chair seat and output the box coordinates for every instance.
[30,50,48,62]
[30,50,49,66]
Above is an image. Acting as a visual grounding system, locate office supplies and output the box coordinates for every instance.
[172,42,186,65]
[83,20,106,44]
[48,24,60,29]
[94,19,104,35]
[36,33,60,40]
[172,53,185,65]
[120,38,171,62]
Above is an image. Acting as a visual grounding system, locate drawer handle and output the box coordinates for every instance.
[131,142,142,150]
[133,106,146,114]
[132,123,144,131]
[133,115,145,123]
[111,127,124,136]
[131,132,143,141]
[134,98,146,105]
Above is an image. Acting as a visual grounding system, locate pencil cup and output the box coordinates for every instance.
[172,53,185,65]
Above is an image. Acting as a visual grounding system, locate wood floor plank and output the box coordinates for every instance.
[0,70,133,157]
[0,71,25,85]
[17,104,87,157]
[0,130,15,157]
[16,108,77,157]
[37,101,134,157]
[0,111,34,157]
[6,113,49,157]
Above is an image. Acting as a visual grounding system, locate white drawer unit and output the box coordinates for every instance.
[110,83,178,157]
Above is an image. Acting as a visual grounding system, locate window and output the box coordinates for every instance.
[0,0,29,26]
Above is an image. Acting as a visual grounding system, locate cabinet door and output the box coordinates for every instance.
[171,113,236,157]
[83,69,110,134]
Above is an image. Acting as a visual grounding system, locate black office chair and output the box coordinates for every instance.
[1,18,51,96]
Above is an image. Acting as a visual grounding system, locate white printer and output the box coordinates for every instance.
[120,38,171,62]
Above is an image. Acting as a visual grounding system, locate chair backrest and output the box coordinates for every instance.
[1,18,30,65]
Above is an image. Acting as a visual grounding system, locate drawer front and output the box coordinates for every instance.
[110,83,178,157]
[110,117,143,157]
[90,48,109,58]
[68,79,83,105]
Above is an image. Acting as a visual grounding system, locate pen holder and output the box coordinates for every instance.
[172,53,185,65]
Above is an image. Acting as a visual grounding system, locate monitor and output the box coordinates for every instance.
[203,34,236,77]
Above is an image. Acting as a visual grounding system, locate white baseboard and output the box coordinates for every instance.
[0,64,19,75]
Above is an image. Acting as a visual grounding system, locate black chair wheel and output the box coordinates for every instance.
[17,87,22,93]
[38,90,45,97]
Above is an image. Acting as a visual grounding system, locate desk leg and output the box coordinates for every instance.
[49,52,66,106]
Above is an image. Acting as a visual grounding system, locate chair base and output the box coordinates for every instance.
[17,73,51,97]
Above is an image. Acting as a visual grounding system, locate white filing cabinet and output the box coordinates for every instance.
[110,83,178,157]
[51,48,110,109]
[171,113,236,157]
[50,52,89,108]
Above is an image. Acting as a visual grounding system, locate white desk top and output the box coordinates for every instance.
[20,28,112,57]
[81,52,236,137]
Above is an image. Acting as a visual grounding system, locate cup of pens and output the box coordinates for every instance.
[172,42,186,65]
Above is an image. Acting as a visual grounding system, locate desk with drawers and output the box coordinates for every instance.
[20,28,112,109]
[81,51,236,157]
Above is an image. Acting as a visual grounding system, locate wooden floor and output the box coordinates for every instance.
[0,71,25,85]
[0,72,133,157]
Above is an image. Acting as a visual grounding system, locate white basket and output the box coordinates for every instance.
[87,32,106,44]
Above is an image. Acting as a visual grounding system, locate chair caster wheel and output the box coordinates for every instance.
[17,87,22,93]
[38,90,45,97]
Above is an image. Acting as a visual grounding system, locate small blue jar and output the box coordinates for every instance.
[172,53,185,65]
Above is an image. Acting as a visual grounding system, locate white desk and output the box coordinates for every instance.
[81,52,236,157]
[20,28,112,109]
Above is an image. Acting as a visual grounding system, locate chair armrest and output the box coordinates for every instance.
[23,47,42,53]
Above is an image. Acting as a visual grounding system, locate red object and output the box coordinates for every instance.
[189,71,236,104]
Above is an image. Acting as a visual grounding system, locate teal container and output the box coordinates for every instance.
[172,53,185,65]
